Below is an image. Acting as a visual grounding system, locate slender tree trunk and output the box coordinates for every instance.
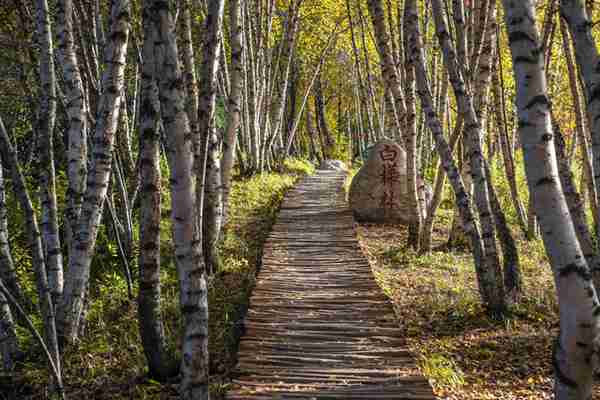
[421,118,462,252]
[484,162,522,304]
[367,0,422,249]
[138,4,178,380]
[150,0,209,398]
[492,54,527,235]
[57,0,131,346]
[402,0,423,250]
[314,77,334,159]
[559,14,600,241]
[0,280,19,371]
[406,0,489,310]
[36,0,64,307]
[503,1,600,398]
[222,0,243,222]
[56,0,88,247]
[434,0,505,312]
[0,160,20,368]
[0,116,61,387]
[561,0,600,237]
[200,0,225,274]
[0,161,24,308]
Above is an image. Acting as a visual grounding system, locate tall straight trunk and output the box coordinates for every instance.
[264,1,301,161]
[421,118,462,252]
[492,52,527,235]
[200,0,225,274]
[0,161,20,368]
[503,1,600,398]
[484,162,522,304]
[407,0,493,312]
[559,15,600,240]
[0,279,19,371]
[221,0,243,222]
[553,117,600,288]
[433,0,505,312]
[0,116,61,386]
[346,0,378,144]
[57,0,131,346]
[314,77,334,159]
[0,161,24,308]
[149,1,209,398]
[402,0,423,250]
[56,0,88,246]
[367,0,422,248]
[284,27,338,156]
[181,0,200,175]
[36,0,63,307]
[561,0,600,234]
[138,4,178,380]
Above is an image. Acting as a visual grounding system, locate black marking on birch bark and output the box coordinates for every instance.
[536,176,554,186]
[559,262,592,280]
[525,95,550,110]
[589,85,600,104]
[586,286,595,298]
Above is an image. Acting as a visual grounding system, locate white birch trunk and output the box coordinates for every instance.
[200,0,225,274]
[502,1,600,398]
[149,0,209,397]
[433,0,505,312]
[36,0,64,307]
[57,0,131,345]
[222,0,244,222]
[56,0,88,256]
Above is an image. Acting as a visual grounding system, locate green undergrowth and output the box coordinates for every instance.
[356,207,559,399]
[7,158,313,399]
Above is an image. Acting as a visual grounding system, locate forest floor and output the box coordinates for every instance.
[355,211,584,400]
[7,159,599,400]
[4,158,314,399]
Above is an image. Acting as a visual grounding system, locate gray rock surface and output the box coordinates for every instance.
[349,139,430,224]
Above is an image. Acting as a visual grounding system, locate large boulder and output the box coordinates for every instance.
[349,139,429,224]
[319,159,347,171]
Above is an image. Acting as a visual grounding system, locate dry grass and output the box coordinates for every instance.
[355,209,566,399]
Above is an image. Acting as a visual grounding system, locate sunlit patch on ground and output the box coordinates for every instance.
[354,215,579,399]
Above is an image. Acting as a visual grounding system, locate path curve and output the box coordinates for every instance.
[226,170,436,399]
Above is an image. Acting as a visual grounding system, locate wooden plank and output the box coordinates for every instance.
[225,170,436,400]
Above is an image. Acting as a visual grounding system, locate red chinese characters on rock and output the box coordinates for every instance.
[379,144,399,209]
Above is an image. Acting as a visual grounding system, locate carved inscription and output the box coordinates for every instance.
[379,144,399,209]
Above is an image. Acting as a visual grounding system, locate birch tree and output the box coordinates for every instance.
[0,115,62,389]
[56,0,88,248]
[366,0,422,250]
[432,0,505,312]
[405,0,500,312]
[199,0,225,274]
[148,0,209,397]
[138,2,178,380]
[560,0,600,230]
[57,0,131,345]
[36,0,63,306]
[222,0,244,221]
[502,1,600,398]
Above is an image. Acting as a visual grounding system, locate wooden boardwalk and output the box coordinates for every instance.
[227,170,436,400]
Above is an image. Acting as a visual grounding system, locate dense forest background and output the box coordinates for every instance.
[0,0,599,399]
